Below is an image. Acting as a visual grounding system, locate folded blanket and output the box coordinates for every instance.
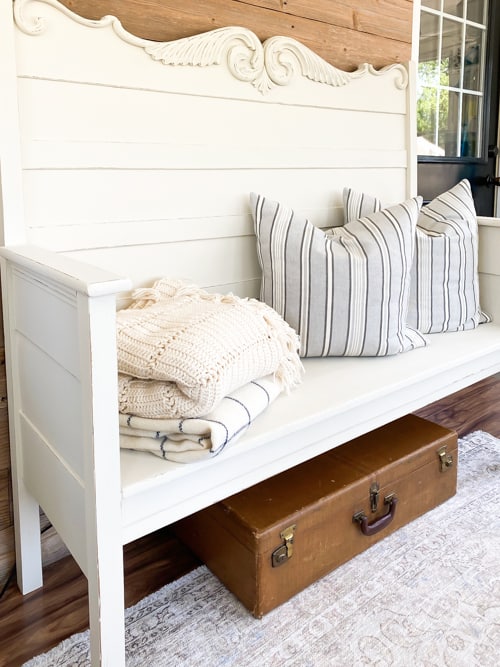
[117,278,303,418]
[119,375,281,463]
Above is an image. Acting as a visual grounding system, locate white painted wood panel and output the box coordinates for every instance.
[18,79,407,151]
[22,168,407,234]
[20,416,87,573]
[22,142,408,172]
[17,337,84,476]
[478,218,500,323]
[11,269,80,376]
[70,235,262,292]
[17,67,409,288]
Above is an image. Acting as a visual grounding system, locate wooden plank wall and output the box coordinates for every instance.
[0,0,414,591]
[59,0,414,70]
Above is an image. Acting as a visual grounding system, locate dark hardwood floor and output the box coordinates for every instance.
[2,374,500,667]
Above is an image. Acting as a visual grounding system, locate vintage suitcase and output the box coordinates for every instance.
[173,414,457,617]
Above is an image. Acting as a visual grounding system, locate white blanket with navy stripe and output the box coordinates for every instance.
[119,375,281,463]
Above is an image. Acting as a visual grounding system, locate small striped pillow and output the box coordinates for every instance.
[250,192,426,357]
[407,179,490,333]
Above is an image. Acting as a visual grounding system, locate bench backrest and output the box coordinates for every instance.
[6,0,416,301]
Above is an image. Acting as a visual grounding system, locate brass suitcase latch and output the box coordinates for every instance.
[437,445,454,472]
[369,482,380,512]
[271,524,296,567]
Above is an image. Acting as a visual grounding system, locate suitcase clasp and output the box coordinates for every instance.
[370,482,380,513]
[271,524,296,567]
[437,445,454,472]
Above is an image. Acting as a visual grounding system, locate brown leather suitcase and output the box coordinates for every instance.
[173,415,457,617]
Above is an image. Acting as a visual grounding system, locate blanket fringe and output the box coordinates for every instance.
[256,301,304,392]
[129,278,241,309]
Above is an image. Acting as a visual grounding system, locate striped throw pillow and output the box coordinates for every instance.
[325,187,381,236]
[342,182,490,334]
[407,179,490,333]
[343,186,382,221]
[250,192,426,357]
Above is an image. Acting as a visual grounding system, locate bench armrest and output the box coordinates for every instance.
[478,218,500,323]
[0,245,131,296]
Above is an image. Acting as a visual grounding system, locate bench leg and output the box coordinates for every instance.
[12,474,43,594]
[87,547,126,667]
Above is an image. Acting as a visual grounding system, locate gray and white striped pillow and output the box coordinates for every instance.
[407,179,490,333]
[325,187,381,236]
[342,181,490,333]
[250,192,426,357]
[343,187,382,221]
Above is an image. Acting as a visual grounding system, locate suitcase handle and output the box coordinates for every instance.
[353,494,398,536]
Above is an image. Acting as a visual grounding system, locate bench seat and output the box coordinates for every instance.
[120,322,500,541]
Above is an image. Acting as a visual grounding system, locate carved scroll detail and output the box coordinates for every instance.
[13,0,408,94]
[144,27,272,93]
[263,35,352,88]
[354,62,409,90]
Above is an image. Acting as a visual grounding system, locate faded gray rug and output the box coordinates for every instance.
[25,430,500,666]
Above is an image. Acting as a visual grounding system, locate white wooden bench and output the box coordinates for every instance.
[2,1,500,664]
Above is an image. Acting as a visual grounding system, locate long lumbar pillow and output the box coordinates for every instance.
[250,191,426,357]
[340,181,490,333]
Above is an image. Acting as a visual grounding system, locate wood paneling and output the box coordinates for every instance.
[59,0,414,70]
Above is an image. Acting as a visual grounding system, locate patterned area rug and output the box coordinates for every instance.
[25,431,500,666]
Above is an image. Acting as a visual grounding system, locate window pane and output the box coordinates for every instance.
[443,0,462,17]
[419,13,441,85]
[463,25,484,91]
[461,93,481,156]
[422,0,441,9]
[439,88,459,155]
[467,0,486,24]
[441,18,463,88]
[417,87,444,155]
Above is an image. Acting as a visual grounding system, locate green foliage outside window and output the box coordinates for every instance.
[417,60,450,147]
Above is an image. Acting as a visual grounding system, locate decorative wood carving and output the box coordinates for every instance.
[13,0,408,94]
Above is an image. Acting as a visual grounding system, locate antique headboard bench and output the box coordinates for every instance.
[2,0,500,664]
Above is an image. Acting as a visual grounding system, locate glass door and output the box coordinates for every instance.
[417,0,500,215]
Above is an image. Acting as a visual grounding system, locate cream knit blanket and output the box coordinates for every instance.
[117,278,303,418]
